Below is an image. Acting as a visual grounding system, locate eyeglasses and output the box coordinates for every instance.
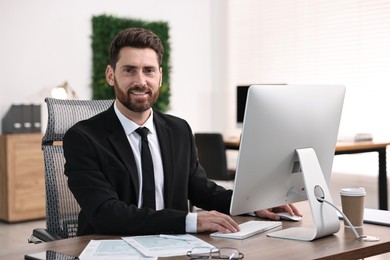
[187,247,244,259]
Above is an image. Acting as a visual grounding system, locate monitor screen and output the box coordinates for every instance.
[236,86,250,125]
[230,84,345,240]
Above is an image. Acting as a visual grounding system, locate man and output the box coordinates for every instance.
[63,28,300,236]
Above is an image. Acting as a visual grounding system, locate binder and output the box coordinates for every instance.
[22,104,33,133]
[31,104,41,133]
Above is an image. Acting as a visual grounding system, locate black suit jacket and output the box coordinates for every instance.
[63,105,232,236]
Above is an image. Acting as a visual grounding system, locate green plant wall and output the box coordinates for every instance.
[91,15,171,112]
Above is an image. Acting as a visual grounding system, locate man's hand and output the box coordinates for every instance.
[197,210,240,233]
[254,204,302,220]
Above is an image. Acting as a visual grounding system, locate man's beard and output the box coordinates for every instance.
[114,78,159,112]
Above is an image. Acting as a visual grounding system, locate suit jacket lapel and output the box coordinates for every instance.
[153,112,175,207]
[103,106,140,200]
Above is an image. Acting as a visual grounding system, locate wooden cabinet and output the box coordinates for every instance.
[0,133,45,222]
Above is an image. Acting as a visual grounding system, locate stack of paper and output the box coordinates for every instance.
[338,133,373,142]
[79,234,215,259]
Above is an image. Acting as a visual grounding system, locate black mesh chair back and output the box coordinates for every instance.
[42,98,114,239]
[194,133,235,181]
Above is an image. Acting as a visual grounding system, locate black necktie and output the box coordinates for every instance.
[135,127,156,209]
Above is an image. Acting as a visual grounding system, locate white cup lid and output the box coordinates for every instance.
[340,187,366,196]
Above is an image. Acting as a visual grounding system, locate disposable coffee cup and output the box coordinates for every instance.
[340,187,366,229]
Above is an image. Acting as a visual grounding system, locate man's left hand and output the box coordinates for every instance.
[254,204,302,220]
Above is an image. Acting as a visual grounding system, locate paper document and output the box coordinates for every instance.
[79,239,156,260]
[122,234,215,257]
[338,208,390,226]
[338,133,373,142]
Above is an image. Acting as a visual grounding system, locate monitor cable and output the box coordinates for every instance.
[316,196,380,242]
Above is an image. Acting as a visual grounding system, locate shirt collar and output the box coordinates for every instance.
[113,101,155,136]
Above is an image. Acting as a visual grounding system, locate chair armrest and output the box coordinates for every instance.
[31,228,63,242]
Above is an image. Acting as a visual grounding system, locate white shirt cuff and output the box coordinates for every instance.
[185,212,198,233]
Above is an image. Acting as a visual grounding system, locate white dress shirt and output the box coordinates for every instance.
[113,102,197,232]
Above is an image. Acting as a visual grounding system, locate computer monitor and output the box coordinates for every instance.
[230,84,346,241]
[236,86,250,126]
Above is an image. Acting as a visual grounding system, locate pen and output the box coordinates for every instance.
[159,234,194,241]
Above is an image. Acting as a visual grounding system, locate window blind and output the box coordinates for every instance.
[228,0,390,138]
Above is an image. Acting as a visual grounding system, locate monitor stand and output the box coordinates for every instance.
[267,148,340,241]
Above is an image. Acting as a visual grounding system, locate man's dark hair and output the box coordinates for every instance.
[109,27,164,69]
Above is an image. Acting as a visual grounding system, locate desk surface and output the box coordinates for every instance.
[335,141,390,153]
[2,202,390,260]
[224,137,390,152]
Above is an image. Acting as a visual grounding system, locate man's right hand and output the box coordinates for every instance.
[196,210,239,233]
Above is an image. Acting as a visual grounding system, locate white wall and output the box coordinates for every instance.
[0,0,227,133]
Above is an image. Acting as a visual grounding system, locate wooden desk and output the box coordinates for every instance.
[224,139,390,210]
[2,202,390,260]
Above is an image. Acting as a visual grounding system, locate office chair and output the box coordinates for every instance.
[29,98,114,243]
[194,133,235,181]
